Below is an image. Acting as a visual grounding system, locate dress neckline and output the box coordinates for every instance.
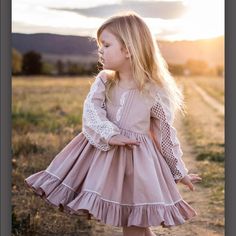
[117,81,138,91]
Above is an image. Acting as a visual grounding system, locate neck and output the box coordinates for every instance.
[118,71,133,82]
[117,70,137,89]
[117,59,134,82]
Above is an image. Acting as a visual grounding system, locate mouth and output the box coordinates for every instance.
[99,57,104,64]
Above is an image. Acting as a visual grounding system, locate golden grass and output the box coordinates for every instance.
[12,76,95,235]
[178,75,224,105]
[12,75,225,235]
[178,76,224,229]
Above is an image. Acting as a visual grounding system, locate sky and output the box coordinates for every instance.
[12,0,224,41]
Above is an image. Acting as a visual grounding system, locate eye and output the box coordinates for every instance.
[104,44,110,48]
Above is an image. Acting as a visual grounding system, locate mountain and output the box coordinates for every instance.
[12,33,224,67]
[158,37,224,67]
[12,33,98,65]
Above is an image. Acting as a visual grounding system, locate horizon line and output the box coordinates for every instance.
[12,31,224,43]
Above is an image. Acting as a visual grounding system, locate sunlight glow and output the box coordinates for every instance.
[178,0,224,40]
[12,0,224,41]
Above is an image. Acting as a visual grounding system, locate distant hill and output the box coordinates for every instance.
[158,37,224,67]
[12,33,98,65]
[12,33,224,67]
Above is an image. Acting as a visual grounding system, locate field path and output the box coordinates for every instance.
[148,112,224,236]
[189,80,224,115]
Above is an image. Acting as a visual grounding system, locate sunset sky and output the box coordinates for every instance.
[12,0,224,41]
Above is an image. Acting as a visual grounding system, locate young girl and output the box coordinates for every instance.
[25,11,202,236]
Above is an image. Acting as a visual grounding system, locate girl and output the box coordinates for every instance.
[25,11,202,236]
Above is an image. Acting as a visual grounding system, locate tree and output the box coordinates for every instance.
[66,61,85,75]
[56,59,65,75]
[12,48,22,75]
[215,65,224,77]
[42,62,55,75]
[185,59,209,75]
[88,62,100,75]
[22,51,42,75]
[168,63,184,75]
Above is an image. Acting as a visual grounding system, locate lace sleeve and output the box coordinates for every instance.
[82,75,120,151]
[150,92,188,182]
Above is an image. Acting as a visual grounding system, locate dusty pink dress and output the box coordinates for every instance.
[25,75,197,228]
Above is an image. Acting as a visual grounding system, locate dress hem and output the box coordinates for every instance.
[24,170,197,228]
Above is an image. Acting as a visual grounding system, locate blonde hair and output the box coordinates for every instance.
[96,11,185,115]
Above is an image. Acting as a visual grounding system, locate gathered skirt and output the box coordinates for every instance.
[24,128,197,228]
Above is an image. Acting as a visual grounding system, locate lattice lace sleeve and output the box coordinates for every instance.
[82,76,120,151]
[150,93,188,182]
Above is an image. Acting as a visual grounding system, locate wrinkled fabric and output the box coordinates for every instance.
[82,76,120,151]
[150,88,188,182]
[25,75,197,228]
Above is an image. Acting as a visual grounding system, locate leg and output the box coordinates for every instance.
[145,227,156,236]
[123,226,146,236]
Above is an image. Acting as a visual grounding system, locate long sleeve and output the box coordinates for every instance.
[82,76,120,151]
[150,91,188,182]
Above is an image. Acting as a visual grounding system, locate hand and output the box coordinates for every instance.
[108,134,141,150]
[179,173,202,191]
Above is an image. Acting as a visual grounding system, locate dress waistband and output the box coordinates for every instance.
[119,127,150,141]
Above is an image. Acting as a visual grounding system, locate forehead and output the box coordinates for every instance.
[99,29,117,43]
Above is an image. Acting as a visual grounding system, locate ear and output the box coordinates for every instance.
[122,46,131,58]
[125,47,132,58]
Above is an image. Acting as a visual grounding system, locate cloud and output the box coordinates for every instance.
[50,1,188,19]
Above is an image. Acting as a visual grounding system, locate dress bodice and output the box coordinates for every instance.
[106,85,153,134]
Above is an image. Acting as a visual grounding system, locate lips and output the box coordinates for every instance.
[99,57,105,64]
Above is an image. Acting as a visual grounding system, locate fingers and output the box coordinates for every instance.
[125,144,134,150]
[188,181,194,191]
[189,173,201,178]
[125,142,141,150]
[120,136,141,148]
[189,174,202,183]
[186,174,202,191]
[112,141,140,149]
[191,178,202,184]
[123,138,141,146]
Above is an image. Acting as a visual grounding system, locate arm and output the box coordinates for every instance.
[150,91,188,183]
[82,71,120,151]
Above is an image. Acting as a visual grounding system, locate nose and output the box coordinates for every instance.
[98,47,104,55]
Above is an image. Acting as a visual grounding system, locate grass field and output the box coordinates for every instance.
[178,76,225,229]
[12,75,225,235]
[12,76,97,236]
[184,75,224,105]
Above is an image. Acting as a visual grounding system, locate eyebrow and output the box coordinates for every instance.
[100,39,109,44]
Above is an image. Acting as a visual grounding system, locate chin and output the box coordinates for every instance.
[102,65,110,70]
[103,65,117,71]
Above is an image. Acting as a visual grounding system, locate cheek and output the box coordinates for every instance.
[105,48,123,61]
[104,48,114,58]
[103,51,114,65]
[103,47,126,69]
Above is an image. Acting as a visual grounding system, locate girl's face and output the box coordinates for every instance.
[98,29,129,71]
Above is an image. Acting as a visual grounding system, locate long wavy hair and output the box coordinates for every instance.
[96,11,185,115]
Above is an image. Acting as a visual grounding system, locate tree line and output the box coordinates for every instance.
[12,48,224,77]
[12,49,100,76]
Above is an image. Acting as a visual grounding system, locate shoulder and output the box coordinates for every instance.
[96,70,113,85]
[150,85,174,123]
[88,70,112,94]
[148,83,166,104]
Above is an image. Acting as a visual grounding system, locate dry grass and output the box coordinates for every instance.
[12,76,98,236]
[12,75,225,235]
[177,76,224,230]
[180,75,224,105]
